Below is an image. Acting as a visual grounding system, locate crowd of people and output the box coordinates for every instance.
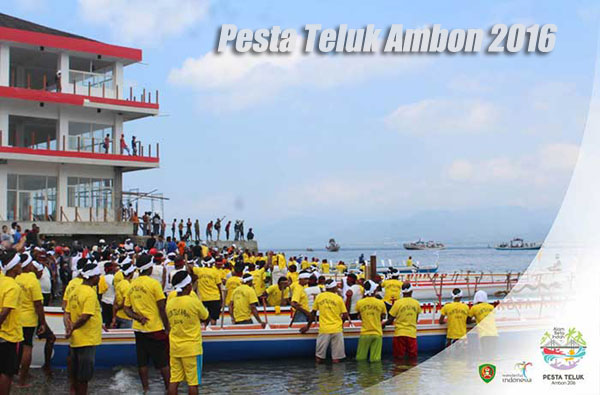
[0,231,497,394]
[121,210,255,242]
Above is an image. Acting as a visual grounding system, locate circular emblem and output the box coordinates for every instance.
[540,327,586,370]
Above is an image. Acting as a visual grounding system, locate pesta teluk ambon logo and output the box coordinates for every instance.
[540,327,586,370]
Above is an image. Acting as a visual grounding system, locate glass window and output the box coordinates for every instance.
[7,174,57,221]
[66,177,113,209]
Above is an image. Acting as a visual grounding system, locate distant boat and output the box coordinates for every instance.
[326,238,340,252]
[403,239,445,250]
[495,238,541,251]
[306,248,314,252]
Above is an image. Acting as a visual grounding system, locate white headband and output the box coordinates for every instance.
[364,280,378,295]
[138,261,153,272]
[2,254,21,273]
[33,261,44,272]
[82,265,101,279]
[174,274,192,292]
[123,264,136,276]
[326,281,338,290]
[298,272,311,280]
[452,289,463,298]
[21,253,33,268]
[402,284,413,293]
[473,290,488,304]
[242,275,254,283]
[120,256,132,267]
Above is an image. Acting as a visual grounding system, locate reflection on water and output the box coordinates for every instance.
[14,355,435,394]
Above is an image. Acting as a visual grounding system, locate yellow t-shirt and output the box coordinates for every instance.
[356,296,387,336]
[124,275,166,332]
[166,294,209,357]
[291,282,309,312]
[277,255,286,270]
[250,268,266,297]
[382,279,402,303]
[225,276,242,305]
[16,272,43,327]
[266,284,290,307]
[66,284,102,347]
[469,303,498,337]
[0,276,23,342]
[301,260,310,270]
[201,245,209,257]
[336,264,346,274]
[321,263,330,274]
[440,302,469,339]
[113,270,124,288]
[231,284,259,322]
[389,297,422,338]
[193,267,221,302]
[63,277,83,304]
[288,271,299,284]
[98,275,109,295]
[114,278,132,320]
[313,292,347,334]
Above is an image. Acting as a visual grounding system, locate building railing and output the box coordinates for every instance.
[0,130,160,160]
[6,204,115,222]
[9,69,159,105]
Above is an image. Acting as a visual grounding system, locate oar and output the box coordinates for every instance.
[261,297,269,328]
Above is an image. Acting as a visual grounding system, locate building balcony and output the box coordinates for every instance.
[0,73,159,120]
[0,132,159,171]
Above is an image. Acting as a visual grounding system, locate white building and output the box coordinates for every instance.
[0,13,159,237]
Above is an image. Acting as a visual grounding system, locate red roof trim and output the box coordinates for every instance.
[0,86,159,110]
[0,26,142,62]
[0,146,159,163]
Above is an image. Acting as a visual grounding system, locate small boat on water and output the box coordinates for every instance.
[403,239,445,250]
[495,238,541,251]
[326,238,340,252]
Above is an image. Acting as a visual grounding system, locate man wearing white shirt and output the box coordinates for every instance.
[345,273,363,320]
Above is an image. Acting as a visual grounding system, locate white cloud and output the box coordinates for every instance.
[446,142,579,185]
[78,0,209,45]
[384,98,501,134]
[168,43,427,111]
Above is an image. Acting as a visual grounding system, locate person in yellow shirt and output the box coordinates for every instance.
[16,253,53,387]
[248,263,267,298]
[124,254,170,393]
[300,279,349,363]
[384,281,422,363]
[381,271,403,312]
[439,288,469,347]
[320,259,330,274]
[0,249,24,394]
[63,257,86,330]
[355,280,387,362]
[111,262,136,329]
[469,290,498,355]
[266,277,291,307]
[229,274,266,327]
[225,263,244,305]
[193,263,222,325]
[166,271,209,395]
[300,258,310,270]
[406,256,413,267]
[65,262,102,395]
[291,272,311,322]
[287,264,299,284]
[336,261,347,275]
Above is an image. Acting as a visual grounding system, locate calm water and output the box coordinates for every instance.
[17,246,535,394]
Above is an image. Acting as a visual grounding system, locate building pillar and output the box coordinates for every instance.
[113,114,123,154]
[58,109,69,150]
[0,109,8,146]
[0,44,10,87]
[113,61,123,99]
[56,164,67,222]
[57,52,69,92]
[114,167,123,221]
[0,164,7,221]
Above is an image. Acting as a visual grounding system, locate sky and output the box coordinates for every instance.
[4,0,600,246]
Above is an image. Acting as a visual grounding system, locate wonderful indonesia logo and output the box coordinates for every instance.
[501,361,533,383]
